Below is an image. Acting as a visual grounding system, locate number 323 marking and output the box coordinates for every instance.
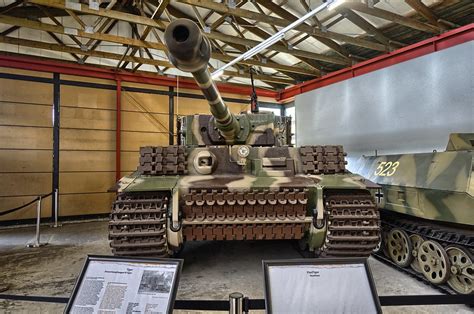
[375,161,400,176]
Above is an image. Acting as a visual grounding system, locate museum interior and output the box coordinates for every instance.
[0,0,472,313]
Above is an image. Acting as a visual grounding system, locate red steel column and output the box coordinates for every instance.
[115,79,122,181]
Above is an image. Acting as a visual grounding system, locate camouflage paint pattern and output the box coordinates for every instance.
[354,133,473,226]
[181,112,290,146]
[111,18,380,255]
[446,133,474,151]
[116,143,375,250]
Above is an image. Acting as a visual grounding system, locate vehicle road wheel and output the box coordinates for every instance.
[418,240,450,284]
[446,246,473,294]
[387,228,413,267]
[409,234,424,273]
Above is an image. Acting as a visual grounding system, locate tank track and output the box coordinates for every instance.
[320,192,380,257]
[181,188,309,241]
[299,145,347,174]
[109,192,170,256]
[138,145,187,175]
[377,210,474,294]
[108,191,380,258]
[373,250,457,295]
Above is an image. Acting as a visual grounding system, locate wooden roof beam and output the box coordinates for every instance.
[150,0,170,19]
[81,19,118,63]
[228,15,324,74]
[344,2,440,33]
[27,0,167,28]
[170,3,297,86]
[25,0,344,66]
[129,22,161,72]
[0,34,293,85]
[120,3,165,70]
[80,0,125,63]
[405,0,450,31]
[0,14,316,77]
[0,25,20,36]
[45,30,80,61]
[0,0,24,15]
[299,0,322,29]
[65,8,87,29]
[166,3,345,66]
[325,14,345,29]
[166,2,329,78]
[0,35,170,66]
[35,4,83,48]
[337,8,405,48]
[256,0,353,61]
[176,0,388,52]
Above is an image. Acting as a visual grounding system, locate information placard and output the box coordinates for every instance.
[65,255,183,314]
[263,258,381,314]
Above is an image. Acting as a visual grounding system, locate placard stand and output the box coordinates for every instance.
[65,255,183,314]
[263,258,382,314]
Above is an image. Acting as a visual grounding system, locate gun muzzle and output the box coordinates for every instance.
[164,19,240,142]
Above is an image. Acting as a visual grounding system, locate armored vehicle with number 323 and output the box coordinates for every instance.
[108,19,381,259]
[355,133,473,294]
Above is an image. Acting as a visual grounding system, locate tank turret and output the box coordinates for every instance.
[164,19,240,142]
[165,19,290,147]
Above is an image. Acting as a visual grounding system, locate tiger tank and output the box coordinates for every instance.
[354,133,473,294]
[108,19,380,260]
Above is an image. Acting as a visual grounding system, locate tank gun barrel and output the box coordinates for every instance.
[164,19,240,142]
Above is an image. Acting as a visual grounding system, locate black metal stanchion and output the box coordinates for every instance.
[229,292,244,314]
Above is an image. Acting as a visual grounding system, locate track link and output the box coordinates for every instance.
[108,190,381,258]
[109,192,170,257]
[321,192,380,257]
[299,145,347,174]
[182,187,309,241]
[138,145,187,175]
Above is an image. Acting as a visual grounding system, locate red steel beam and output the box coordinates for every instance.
[278,23,474,101]
[0,54,278,99]
[0,23,471,102]
[115,79,122,182]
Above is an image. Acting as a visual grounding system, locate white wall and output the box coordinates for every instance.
[295,41,474,168]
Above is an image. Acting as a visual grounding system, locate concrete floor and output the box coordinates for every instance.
[0,221,471,314]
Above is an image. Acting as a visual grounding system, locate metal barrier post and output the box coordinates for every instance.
[26,196,47,248]
[52,189,61,228]
[229,292,243,314]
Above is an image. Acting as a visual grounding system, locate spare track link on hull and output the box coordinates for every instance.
[182,187,308,241]
[109,192,170,257]
[321,192,380,257]
[138,145,187,175]
[299,145,347,174]
[379,211,473,294]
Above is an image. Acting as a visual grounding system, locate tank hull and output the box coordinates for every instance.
[355,150,473,226]
[354,134,474,294]
[109,145,380,258]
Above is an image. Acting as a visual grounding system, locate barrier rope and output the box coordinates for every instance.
[0,192,53,217]
[0,294,472,309]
